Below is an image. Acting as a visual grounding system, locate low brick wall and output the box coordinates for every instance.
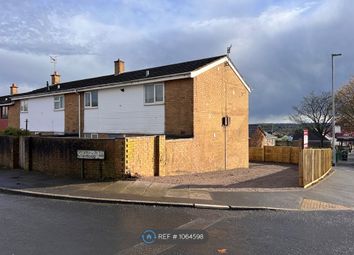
[0,136,19,169]
[1,134,249,178]
[25,137,125,179]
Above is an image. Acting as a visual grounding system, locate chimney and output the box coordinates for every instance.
[51,71,61,85]
[114,59,125,75]
[10,83,18,95]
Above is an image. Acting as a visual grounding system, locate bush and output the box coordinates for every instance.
[1,127,30,136]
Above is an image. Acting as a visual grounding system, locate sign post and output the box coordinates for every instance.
[304,129,308,148]
[77,150,105,180]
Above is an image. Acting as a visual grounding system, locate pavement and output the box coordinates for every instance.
[0,152,354,211]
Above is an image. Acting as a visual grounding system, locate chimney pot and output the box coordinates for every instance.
[10,83,18,95]
[114,59,125,75]
[51,71,61,85]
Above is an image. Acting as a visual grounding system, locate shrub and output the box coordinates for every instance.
[1,127,30,136]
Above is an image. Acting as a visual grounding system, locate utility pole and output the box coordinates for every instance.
[331,53,342,165]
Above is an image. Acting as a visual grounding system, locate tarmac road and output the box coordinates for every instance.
[1,193,354,255]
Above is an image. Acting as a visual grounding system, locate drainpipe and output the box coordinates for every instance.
[75,90,81,138]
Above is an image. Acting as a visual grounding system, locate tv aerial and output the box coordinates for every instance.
[227,44,232,57]
[49,55,58,73]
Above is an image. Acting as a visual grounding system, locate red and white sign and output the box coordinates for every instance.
[304,129,308,148]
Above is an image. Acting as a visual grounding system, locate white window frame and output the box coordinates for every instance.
[144,83,164,105]
[20,100,28,113]
[83,133,98,139]
[54,95,64,111]
[1,106,8,119]
[84,91,98,108]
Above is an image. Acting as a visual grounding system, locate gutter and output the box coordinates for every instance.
[0,102,14,106]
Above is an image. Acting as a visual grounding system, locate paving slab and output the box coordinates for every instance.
[300,198,351,210]
[142,182,171,197]
[119,181,152,196]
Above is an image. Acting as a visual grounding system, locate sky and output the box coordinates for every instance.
[0,0,353,123]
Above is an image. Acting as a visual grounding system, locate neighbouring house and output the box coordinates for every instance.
[0,84,17,131]
[336,132,354,147]
[0,96,10,131]
[4,55,250,175]
[249,126,277,147]
[292,130,331,148]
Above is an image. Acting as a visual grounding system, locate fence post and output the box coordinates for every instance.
[299,149,304,187]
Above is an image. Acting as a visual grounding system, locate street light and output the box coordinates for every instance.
[331,53,342,166]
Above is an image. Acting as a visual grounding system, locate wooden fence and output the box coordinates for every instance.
[249,146,332,188]
[299,148,332,188]
[249,146,301,164]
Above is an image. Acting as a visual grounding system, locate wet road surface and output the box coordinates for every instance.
[0,193,353,255]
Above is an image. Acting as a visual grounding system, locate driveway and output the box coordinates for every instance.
[140,163,300,191]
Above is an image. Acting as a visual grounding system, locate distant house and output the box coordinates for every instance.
[0,96,10,131]
[0,84,18,131]
[0,84,19,132]
[249,126,277,147]
[292,130,331,148]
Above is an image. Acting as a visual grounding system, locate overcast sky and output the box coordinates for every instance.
[0,0,353,123]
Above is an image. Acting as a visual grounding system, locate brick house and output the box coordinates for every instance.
[6,55,250,174]
[0,96,10,131]
[0,84,17,131]
[249,126,277,148]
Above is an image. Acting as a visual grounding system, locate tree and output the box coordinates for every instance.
[336,78,354,131]
[290,91,332,147]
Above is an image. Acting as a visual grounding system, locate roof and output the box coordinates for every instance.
[11,55,250,100]
[293,130,330,141]
[264,131,277,139]
[0,95,12,106]
[249,126,277,139]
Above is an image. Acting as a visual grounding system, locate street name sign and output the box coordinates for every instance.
[77,150,105,160]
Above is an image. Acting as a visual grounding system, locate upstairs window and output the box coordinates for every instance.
[144,84,164,104]
[20,100,28,112]
[84,91,98,108]
[54,95,64,110]
[1,106,8,119]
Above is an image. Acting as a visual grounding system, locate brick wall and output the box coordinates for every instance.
[65,93,79,134]
[0,119,7,131]
[165,78,193,137]
[26,137,124,179]
[64,93,84,136]
[125,136,157,176]
[0,136,19,168]
[163,62,249,175]
[8,101,20,128]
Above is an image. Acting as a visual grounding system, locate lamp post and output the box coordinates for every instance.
[331,53,342,165]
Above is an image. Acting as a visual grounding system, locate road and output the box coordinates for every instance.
[0,193,354,255]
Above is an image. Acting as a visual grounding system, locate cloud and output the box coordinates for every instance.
[0,0,353,124]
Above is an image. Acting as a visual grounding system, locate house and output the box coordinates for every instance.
[5,55,250,174]
[249,126,277,147]
[0,96,10,131]
[0,84,17,131]
[292,130,331,148]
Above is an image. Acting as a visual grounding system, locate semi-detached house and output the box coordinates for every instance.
[6,55,251,173]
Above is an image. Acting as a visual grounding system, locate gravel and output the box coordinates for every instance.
[138,163,300,191]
